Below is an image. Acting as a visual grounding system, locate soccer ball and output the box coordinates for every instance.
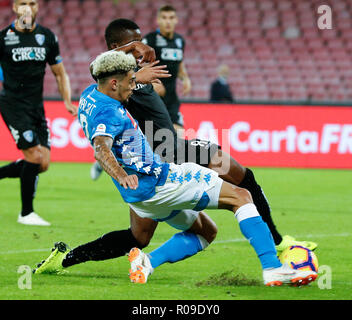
[279,245,318,272]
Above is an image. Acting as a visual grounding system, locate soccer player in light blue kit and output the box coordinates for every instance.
[77,51,317,287]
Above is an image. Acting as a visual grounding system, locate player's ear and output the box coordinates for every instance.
[12,1,17,15]
[110,78,118,91]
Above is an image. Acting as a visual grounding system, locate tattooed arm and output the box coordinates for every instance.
[93,135,138,190]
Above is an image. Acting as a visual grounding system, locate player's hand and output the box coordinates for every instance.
[65,102,78,117]
[115,41,156,65]
[119,174,139,190]
[135,61,171,84]
[182,77,192,96]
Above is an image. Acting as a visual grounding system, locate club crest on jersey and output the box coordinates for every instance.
[35,34,45,46]
[23,130,34,143]
[96,123,106,133]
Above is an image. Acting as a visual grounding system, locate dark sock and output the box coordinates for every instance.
[0,160,24,179]
[62,229,141,268]
[20,161,40,217]
[238,168,283,245]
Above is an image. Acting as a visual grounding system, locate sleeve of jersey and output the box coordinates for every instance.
[90,108,124,142]
[47,32,63,66]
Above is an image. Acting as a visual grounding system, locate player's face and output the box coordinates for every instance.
[112,29,142,49]
[115,71,136,103]
[13,0,38,29]
[157,11,178,35]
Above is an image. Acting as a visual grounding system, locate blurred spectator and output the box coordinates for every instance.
[210,64,234,103]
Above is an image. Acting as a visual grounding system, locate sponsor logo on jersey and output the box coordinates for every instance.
[35,34,45,46]
[12,47,46,62]
[134,83,147,91]
[4,29,20,46]
[156,34,168,47]
[161,48,183,61]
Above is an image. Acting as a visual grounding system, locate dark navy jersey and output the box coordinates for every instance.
[142,31,185,108]
[0,23,62,106]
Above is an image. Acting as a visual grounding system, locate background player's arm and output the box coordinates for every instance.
[152,81,166,97]
[178,61,192,95]
[50,62,77,116]
[93,135,138,190]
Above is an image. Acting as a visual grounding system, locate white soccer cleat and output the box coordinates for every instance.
[263,263,317,287]
[128,247,153,284]
[17,212,51,226]
[90,161,103,181]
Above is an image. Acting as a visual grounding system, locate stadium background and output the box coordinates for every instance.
[0,0,351,168]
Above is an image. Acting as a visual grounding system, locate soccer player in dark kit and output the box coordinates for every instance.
[33,18,317,275]
[0,0,77,226]
[143,5,192,134]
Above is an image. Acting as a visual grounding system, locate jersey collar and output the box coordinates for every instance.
[92,86,123,109]
[11,21,38,34]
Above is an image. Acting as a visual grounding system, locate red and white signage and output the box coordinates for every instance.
[0,101,351,168]
[181,103,352,169]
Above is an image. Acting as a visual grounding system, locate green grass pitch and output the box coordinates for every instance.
[0,162,351,300]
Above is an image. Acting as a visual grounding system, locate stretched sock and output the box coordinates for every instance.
[235,203,282,270]
[238,168,282,245]
[20,161,40,217]
[0,160,24,179]
[148,232,208,269]
[62,229,141,268]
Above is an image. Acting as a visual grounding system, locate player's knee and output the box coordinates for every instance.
[39,160,50,173]
[197,212,218,244]
[24,148,43,165]
[231,186,253,208]
[206,222,217,244]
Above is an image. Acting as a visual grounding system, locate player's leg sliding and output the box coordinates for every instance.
[62,229,141,267]
[238,168,317,252]
[33,229,142,273]
[128,232,209,284]
[234,203,317,286]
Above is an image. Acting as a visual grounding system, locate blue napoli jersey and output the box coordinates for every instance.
[78,84,169,203]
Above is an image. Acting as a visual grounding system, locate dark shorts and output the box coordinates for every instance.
[0,99,50,150]
[175,138,221,168]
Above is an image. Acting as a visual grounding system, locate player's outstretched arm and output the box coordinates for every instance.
[93,135,138,190]
[50,62,78,116]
